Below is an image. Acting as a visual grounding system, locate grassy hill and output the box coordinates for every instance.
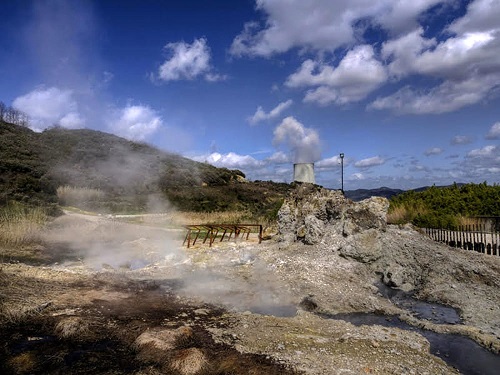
[0,121,291,218]
[0,122,58,210]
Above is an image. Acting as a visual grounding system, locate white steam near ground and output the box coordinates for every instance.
[43,150,293,313]
[43,213,293,313]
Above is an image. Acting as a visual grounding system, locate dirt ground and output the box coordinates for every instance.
[1,212,499,374]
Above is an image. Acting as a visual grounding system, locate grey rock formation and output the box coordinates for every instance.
[277,183,389,244]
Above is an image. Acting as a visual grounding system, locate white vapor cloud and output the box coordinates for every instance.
[13,86,85,131]
[273,116,321,163]
[157,38,225,82]
[354,156,386,168]
[108,104,163,141]
[486,122,500,140]
[248,100,293,124]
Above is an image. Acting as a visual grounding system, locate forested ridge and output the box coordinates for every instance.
[389,183,500,228]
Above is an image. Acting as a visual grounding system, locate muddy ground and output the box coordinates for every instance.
[1,212,499,374]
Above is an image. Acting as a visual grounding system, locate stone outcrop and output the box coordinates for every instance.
[277,183,389,245]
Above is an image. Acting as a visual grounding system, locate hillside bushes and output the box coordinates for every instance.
[388,183,500,228]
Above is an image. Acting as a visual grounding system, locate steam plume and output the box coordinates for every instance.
[273,116,321,163]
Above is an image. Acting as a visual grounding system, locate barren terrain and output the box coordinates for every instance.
[1,204,499,374]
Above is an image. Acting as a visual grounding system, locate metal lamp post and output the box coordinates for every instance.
[340,153,344,193]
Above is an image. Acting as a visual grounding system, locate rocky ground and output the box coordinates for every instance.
[1,185,499,374]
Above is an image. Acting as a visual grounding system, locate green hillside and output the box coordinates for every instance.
[0,121,291,217]
[0,122,58,210]
[389,183,500,228]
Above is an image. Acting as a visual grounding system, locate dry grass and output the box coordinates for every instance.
[0,202,48,246]
[457,215,480,227]
[7,351,37,374]
[55,316,90,339]
[177,210,255,225]
[0,264,86,325]
[170,348,207,375]
[387,204,428,225]
[57,185,105,207]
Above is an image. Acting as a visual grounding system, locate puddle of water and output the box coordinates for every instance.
[325,312,499,375]
[375,281,462,324]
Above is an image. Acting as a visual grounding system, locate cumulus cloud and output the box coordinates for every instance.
[273,116,321,163]
[233,1,500,113]
[354,156,385,168]
[424,147,443,156]
[248,100,293,124]
[230,0,443,57]
[371,0,500,114]
[157,38,225,82]
[286,45,387,105]
[486,122,500,140]
[13,86,84,131]
[368,73,496,114]
[108,104,163,141]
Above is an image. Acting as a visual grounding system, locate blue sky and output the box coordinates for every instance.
[1,0,499,190]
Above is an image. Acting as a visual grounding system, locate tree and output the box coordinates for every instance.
[0,101,30,127]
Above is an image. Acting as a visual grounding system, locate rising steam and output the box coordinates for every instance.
[273,116,321,163]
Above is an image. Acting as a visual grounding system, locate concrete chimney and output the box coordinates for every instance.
[293,163,315,184]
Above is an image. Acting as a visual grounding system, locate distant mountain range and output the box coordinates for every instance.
[344,187,404,201]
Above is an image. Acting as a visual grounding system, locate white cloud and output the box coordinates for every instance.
[230,0,444,57]
[372,0,500,114]
[368,72,498,114]
[462,144,500,180]
[201,152,262,169]
[13,86,84,131]
[348,173,366,181]
[354,156,386,168]
[381,27,437,79]
[316,155,343,169]
[108,104,162,141]
[248,99,293,124]
[286,45,387,105]
[467,145,498,158]
[157,38,225,82]
[232,1,500,113]
[424,147,443,156]
[273,116,321,163]
[486,122,500,139]
[451,135,474,145]
[448,0,500,35]
[265,151,290,164]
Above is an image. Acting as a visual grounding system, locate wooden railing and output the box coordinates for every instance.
[183,224,263,248]
[425,225,499,256]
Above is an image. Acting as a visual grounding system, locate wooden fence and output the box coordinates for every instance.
[425,224,499,256]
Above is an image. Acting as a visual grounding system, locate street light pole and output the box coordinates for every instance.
[340,153,344,194]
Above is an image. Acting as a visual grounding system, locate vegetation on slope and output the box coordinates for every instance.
[388,183,500,228]
[0,122,59,211]
[1,121,290,220]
